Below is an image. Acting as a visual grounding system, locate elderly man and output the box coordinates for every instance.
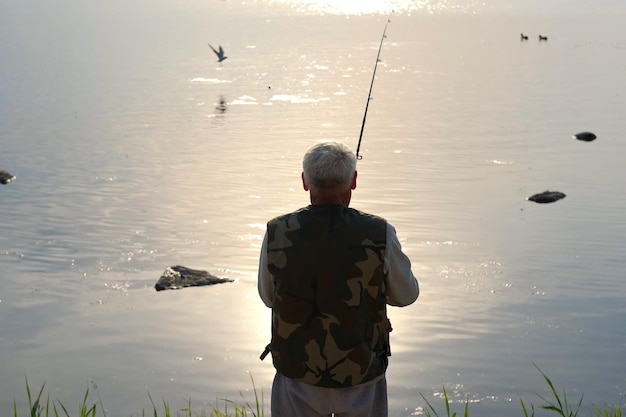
[258,140,419,417]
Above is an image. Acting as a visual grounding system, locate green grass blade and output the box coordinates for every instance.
[55,399,70,417]
[419,393,440,417]
[519,395,535,417]
[239,374,264,417]
[533,362,583,417]
[147,392,158,417]
[443,388,451,417]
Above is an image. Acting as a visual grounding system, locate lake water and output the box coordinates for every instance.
[1,1,626,416]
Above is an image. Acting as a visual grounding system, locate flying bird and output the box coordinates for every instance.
[208,44,227,62]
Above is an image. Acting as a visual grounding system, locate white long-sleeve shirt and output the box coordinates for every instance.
[258,222,419,308]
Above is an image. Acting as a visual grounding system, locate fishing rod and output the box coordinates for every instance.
[355,16,391,160]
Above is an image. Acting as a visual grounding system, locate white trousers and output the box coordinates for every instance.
[270,372,388,417]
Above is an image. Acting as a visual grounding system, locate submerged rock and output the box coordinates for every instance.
[155,265,233,291]
[573,131,597,142]
[0,170,16,184]
[527,190,566,204]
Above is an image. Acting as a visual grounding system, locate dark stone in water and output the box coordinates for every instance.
[155,265,234,291]
[573,131,597,142]
[527,190,566,204]
[0,170,16,184]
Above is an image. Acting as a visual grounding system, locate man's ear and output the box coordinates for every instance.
[301,172,309,191]
[350,171,357,190]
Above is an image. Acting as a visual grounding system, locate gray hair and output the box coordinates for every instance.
[302,140,356,190]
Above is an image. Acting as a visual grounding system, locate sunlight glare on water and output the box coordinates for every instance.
[265,0,495,15]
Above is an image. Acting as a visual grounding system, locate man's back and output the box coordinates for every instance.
[266,205,390,388]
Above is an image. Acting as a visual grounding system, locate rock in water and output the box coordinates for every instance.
[0,170,16,184]
[527,190,566,204]
[573,132,597,142]
[155,265,233,291]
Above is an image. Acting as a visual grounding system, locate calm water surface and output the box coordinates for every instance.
[1,1,626,416]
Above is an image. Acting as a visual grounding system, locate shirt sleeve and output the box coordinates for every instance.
[384,223,420,306]
[258,231,275,307]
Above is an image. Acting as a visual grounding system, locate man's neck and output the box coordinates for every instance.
[309,189,351,207]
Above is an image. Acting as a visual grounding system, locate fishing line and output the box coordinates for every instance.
[355,16,391,160]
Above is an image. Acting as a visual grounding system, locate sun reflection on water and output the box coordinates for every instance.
[265,0,492,15]
[287,0,396,15]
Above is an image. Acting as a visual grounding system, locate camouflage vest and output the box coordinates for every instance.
[265,205,390,388]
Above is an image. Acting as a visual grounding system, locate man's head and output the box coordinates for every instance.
[302,140,357,206]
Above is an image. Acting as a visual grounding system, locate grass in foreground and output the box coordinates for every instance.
[420,363,624,417]
[13,375,264,417]
[12,366,625,417]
